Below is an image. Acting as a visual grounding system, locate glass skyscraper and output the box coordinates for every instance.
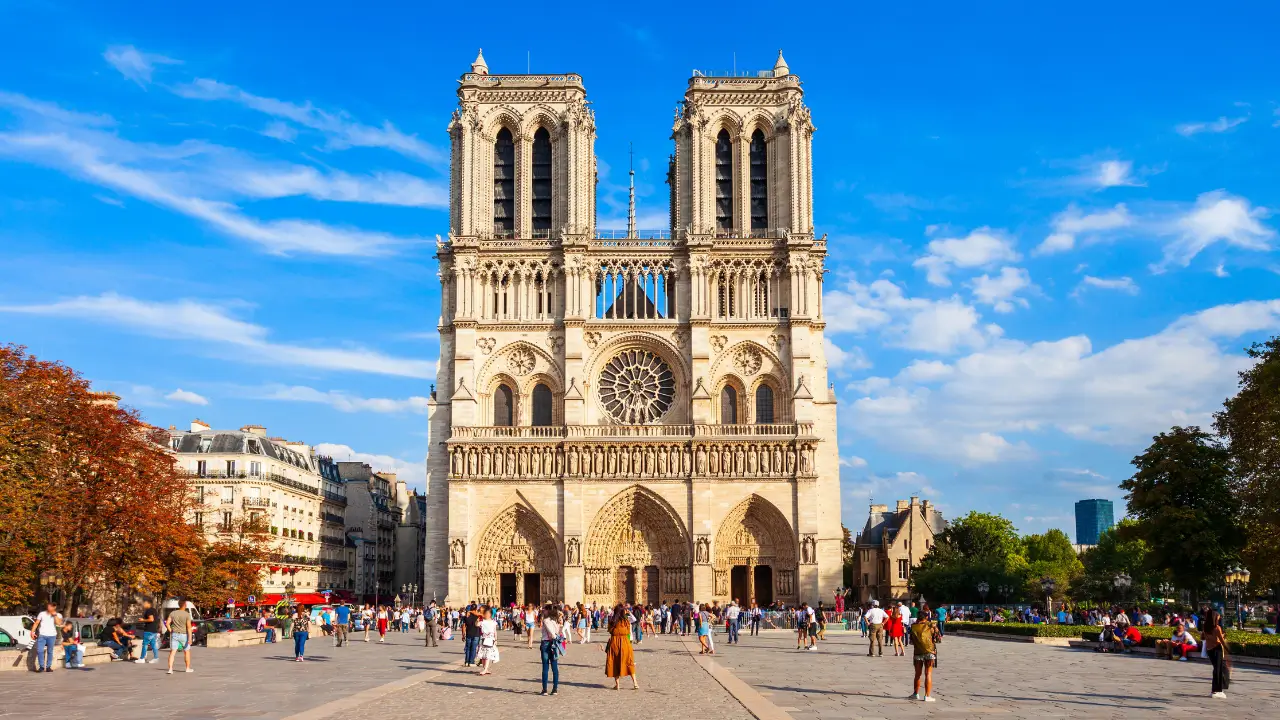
[1074,499,1115,545]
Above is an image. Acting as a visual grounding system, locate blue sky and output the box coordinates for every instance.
[2,1,1279,540]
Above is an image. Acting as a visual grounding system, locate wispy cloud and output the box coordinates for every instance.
[0,293,436,378]
[1156,190,1273,269]
[1071,275,1139,298]
[104,45,180,87]
[969,267,1033,313]
[314,442,425,487]
[256,385,430,414]
[913,227,1020,286]
[171,78,444,165]
[1035,204,1133,255]
[0,91,115,127]
[1092,159,1144,189]
[1176,115,1248,137]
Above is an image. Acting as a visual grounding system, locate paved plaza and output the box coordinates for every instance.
[4,629,1280,719]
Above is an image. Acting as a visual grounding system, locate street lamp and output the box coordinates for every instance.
[1113,573,1132,606]
[977,580,989,607]
[1158,581,1174,604]
[1040,576,1057,617]
[998,585,1012,604]
[1224,564,1250,629]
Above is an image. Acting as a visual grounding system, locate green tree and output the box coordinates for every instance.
[1075,520,1150,602]
[1021,529,1084,601]
[1120,426,1245,602]
[912,512,1027,602]
[1215,337,1280,592]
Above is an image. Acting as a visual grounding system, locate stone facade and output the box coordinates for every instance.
[849,497,946,604]
[424,51,840,607]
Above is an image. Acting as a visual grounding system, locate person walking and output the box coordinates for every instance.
[137,599,160,664]
[725,599,741,645]
[31,602,62,673]
[292,605,311,661]
[334,603,351,647]
[889,606,906,656]
[463,606,482,666]
[165,598,194,675]
[605,604,639,690]
[425,603,439,647]
[361,605,373,642]
[539,604,562,695]
[750,602,762,636]
[908,605,941,702]
[865,601,887,657]
[376,606,389,643]
[1204,608,1229,698]
[476,607,499,675]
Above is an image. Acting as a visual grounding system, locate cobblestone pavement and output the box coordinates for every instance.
[0,630,454,720]
[329,632,750,720]
[715,629,1280,719]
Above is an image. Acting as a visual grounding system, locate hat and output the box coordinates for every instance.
[871,600,880,606]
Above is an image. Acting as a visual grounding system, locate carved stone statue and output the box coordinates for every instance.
[695,536,711,564]
[696,446,707,474]
[566,537,580,566]
[786,447,796,474]
[450,538,465,567]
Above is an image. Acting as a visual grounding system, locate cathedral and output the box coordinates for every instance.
[423,50,841,608]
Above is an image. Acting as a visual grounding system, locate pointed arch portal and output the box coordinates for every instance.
[584,486,691,606]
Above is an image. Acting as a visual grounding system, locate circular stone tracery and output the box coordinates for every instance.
[598,349,675,424]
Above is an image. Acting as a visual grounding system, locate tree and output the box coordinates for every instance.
[1120,426,1245,602]
[912,512,1027,602]
[1215,337,1280,592]
[1021,529,1084,601]
[1076,520,1151,603]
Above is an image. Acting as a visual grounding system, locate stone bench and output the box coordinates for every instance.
[0,644,116,672]
[1066,639,1280,668]
[204,629,265,649]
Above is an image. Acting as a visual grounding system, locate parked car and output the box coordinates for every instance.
[0,627,19,649]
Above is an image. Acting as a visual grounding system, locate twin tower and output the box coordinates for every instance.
[424,51,841,609]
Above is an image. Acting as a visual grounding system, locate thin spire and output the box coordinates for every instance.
[470,49,488,75]
[627,143,637,239]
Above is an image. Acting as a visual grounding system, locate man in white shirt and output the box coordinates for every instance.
[898,602,912,646]
[726,600,741,644]
[33,602,62,672]
[864,601,888,657]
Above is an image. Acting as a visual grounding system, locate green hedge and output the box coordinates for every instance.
[948,621,1099,638]
[1081,626,1280,659]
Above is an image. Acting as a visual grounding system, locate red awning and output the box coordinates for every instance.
[256,593,332,606]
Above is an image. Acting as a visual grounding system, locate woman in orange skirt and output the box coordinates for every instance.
[603,604,638,690]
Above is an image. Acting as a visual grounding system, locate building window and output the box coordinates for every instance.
[249,461,262,477]
[493,128,515,235]
[898,559,910,580]
[194,512,203,526]
[220,486,234,504]
[715,129,733,231]
[226,460,236,476]
[749,129,768,230]
[493,384,514,427]
[531,383,553,426]
[199,437,212,453]
[531,127,552,234]
[196,460,207,476]
[720,386,738,424]
[863,572,869,587]
[170,436,181,451]
[755,385,775,424]
[221,511,232,530]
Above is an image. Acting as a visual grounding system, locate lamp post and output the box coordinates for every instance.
[977,580,989,608]
[1113,573,1131,606]
[998,584,1012,604]
[1040,576,1057,618]
[1224,564,1250,629]
[1158,582,1174,605]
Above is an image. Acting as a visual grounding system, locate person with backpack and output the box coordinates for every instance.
[425,603,439,647]
[908,604,941,702]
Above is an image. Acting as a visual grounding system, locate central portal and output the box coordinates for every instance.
[499,573,517,606]
[731,565,750,603]
[617,566,636,604]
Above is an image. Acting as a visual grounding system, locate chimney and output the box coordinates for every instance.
[240,424,267,437]
[896,499,909,512]
[380,472,398,484]
[89,390,120,408]
[190,418,211,432]
[910,495,920,506]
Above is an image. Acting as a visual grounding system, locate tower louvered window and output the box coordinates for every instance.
[721,385,738,424]
[493,128,515,236]
[531,128,552,235]
[755,384,775,424]
[749,129,768,231]
[494,384,514,426]
[715,129,733,231]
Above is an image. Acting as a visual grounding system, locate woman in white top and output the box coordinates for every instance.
[476,607,499,675]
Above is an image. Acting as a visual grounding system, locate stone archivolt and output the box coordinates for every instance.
[583,486,691,605]
[714,494,799,601]
[472,503,561,606]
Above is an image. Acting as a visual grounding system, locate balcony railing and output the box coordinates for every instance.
[694,423,802,437]
[451,423,810,442]
[242,497,272,508]
[321,511,345,526]
[266,472,320,496]
[191,470,319,496]
[452,426,567,440]
[320,535,345,546]
[322,490,348,506]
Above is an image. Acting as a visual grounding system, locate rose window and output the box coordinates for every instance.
[598,349,675,424]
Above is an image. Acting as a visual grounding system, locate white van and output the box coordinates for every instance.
[0,616,33,648]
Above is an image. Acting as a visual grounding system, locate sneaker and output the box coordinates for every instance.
[540,690,549,696]
[549,691,558,696]
[135,659,146,664]
[1212,692,1226,699]
[1179,657,1187,662]
[44,667,53,673]
[906,693,920,701]
[185,668,193,673]
[924,696,937,702]
[166,669,173,675]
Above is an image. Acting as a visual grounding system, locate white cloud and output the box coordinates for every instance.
[229,165,447,208]
[0,293,436,378]
[1158,190,1273,268]
[171,78,444,165]
[0,91,116,127]
[104,45,180,86]
[1072,275,1138,297]
[314,443,426,489]
[847,298,1280,463]
[824,276,994,355]
[913,228,1019,286]
[839,455,868,468]
[897,360,954,383]
[824,337,871,375]
[1176,115,1248,137]
[969,267,1032,313]
[165,388,209,405]
[1035,204,1133,255]
[1094,160,1143,188]
[821,288,891,334]
[260,121,297,142]
[899,297,989,353]
[257,385,430,414]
